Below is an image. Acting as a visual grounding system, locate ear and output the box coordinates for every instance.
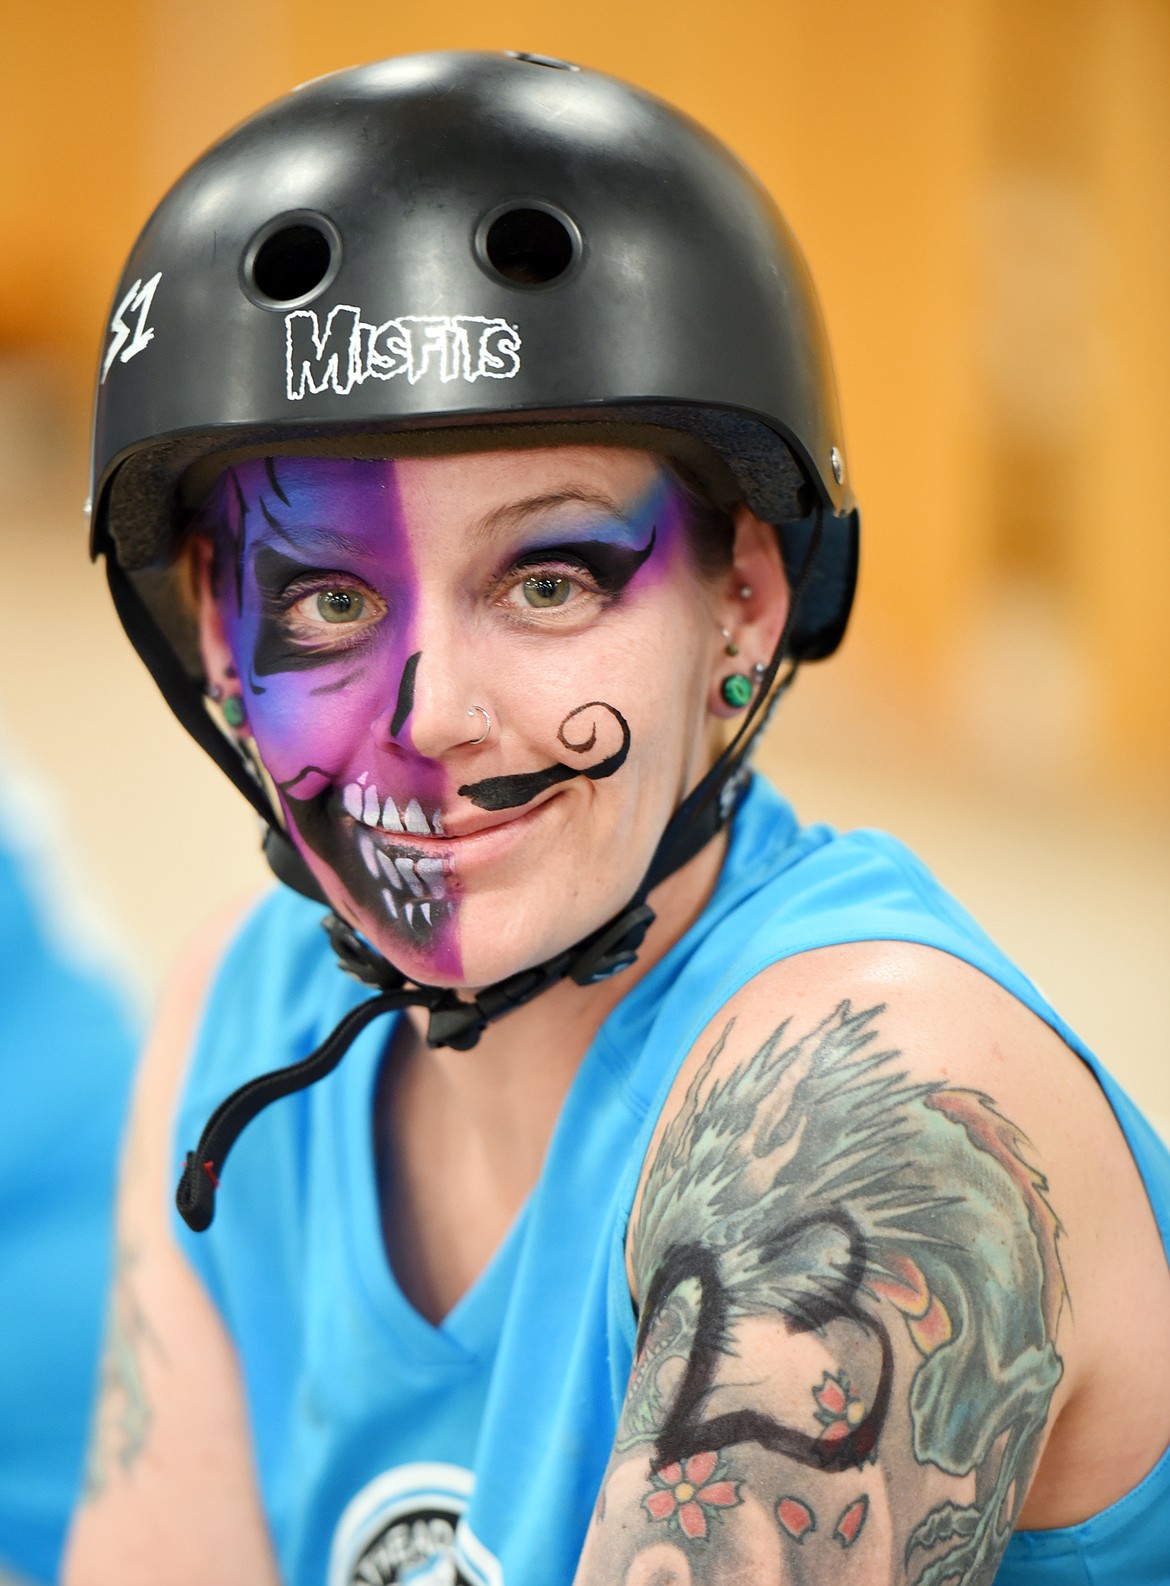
[707,506,790,718]
[190,536,246,729]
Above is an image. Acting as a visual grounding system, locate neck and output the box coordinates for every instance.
[378,828,729,1321]
[401,825,728,1114]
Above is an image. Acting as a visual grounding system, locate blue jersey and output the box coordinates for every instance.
[175,776,1170,1586]
[0,827,136,1584]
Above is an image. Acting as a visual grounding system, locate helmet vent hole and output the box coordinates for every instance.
[481,206,578,286]
[246,218,337,307]
[503,51,581,71]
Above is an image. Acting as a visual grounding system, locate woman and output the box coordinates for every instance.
[67,51,1170,1586]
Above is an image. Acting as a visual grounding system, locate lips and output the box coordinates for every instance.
[287,766,561,956]
[342,778,444,837]
[341,773,560,843]
[355,828,448,928]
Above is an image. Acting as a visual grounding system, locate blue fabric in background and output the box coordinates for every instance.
[0,833,136,1584]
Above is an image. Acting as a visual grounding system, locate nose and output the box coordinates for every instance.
[371,645,489,759]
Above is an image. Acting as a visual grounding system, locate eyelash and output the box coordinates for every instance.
[268,551,610,646]
[495,555,608,619]
[275,575,387,648]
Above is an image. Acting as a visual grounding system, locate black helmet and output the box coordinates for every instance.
[92,50,857,780]
[92,51,861,1220]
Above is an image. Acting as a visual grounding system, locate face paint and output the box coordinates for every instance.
[198,448,713,991]
[459,701,631,812]
[390,651,421,738]
[200,456,462,978]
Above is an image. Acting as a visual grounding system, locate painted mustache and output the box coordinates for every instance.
[459,700,631,812]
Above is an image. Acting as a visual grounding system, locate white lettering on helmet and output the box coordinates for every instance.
[101,273,163,384]
[286,306,521,400]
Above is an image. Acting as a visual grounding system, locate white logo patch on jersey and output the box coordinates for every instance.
[328,1462,503,1586]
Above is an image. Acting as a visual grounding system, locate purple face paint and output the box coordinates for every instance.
[202,456,462,978]
[199,452,693,985]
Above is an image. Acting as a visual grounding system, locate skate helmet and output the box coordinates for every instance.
[86,51,861,1220]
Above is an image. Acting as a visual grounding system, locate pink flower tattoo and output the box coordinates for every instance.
[812,1369,867,1445]
[642,1451,741,1539]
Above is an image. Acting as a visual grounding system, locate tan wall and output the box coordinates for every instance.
[2,0,1169,783]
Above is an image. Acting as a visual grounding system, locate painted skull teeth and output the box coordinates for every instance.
[359,832,380,878]
[340,779,451,943]
[342,780,444,837]
[382,894,450,935]
[373,849,447,898]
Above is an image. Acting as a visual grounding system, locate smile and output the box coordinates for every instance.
[342,778,445,836]
[338,777,452,936]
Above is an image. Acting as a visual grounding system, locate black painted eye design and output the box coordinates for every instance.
[522,573,574,608]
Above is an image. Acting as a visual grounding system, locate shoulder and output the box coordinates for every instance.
[175,883,344,1111]
[131,893,271,1209]
[626,937,1170,1532]
[633,937,1141,1325]
[64,892,282,1586]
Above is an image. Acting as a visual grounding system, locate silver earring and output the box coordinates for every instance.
[752,661,767,682]
[739,584,753,600]
[466,705,491,745]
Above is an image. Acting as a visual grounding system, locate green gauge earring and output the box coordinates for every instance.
[720,673,753,710]
[222,695,247,729]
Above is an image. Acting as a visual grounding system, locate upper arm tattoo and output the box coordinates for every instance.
[593,1000,1066,1586]
[82,1234,162,1502]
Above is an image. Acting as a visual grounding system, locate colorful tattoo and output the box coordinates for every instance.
[834,1494,869,1548]
[642,1452,742,1539]
[776,1494,816,1541]
[586,1001,1066,1584]
[83,1238,160,1500]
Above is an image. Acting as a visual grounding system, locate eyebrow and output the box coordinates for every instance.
[469,486,638,543]
[247,514,374,561]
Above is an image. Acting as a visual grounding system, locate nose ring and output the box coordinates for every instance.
[466,705,491,746]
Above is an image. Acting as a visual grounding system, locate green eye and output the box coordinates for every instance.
[316,589,364,623]
[522,574,572,609]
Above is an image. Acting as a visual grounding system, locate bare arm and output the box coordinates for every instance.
[64,908,280,1586]
[574,945,1117,1586]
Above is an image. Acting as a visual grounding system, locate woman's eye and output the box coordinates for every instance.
[315,589,365,623]
[521,574,574,609]
[281,580,384,643]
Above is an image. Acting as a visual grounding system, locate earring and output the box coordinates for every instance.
[720,673,753,709]
[738,584,753,600]
[721,627,740,658]
[222,695,247,730]
[206,682,224,703]
[465,705,491,745]
[753,661,767,682]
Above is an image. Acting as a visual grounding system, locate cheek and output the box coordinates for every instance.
[248,679,370,782]
[228,609,389,780]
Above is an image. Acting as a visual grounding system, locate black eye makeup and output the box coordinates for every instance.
[250,544,388,674]
[506,525,657,597]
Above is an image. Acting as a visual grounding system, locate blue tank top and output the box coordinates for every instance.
[175,776,1170,1586]
[0,824,136,1585]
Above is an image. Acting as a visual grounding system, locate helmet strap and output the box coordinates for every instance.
[175,510,823,1231]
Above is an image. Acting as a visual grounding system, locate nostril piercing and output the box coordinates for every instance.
[466,705,491,745]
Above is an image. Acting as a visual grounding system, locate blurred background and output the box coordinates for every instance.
[1,0,1167,1121]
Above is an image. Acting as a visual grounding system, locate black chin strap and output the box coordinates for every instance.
[176,514,822,1231]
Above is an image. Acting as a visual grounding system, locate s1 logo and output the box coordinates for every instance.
[101,272,162,383]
